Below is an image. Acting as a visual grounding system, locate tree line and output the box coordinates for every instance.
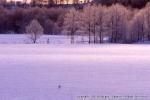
[63,3,150,43]
[0,7,66,34]
[0,0,149,8]
[94,0,150,8]
[1,2,150,44]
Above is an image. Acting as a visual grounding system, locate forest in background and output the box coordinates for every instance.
[2,0,150,8]
[63,3,150,43]
[0,1,150,43]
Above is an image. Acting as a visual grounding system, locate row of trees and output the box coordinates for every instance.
[94,0,149,8]
[1,3,150,44]
[63,3,150,43]
[0,7,66,34]
[0,0,149,8]
[0,0,87,5]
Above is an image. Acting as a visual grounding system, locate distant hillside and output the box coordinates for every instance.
[1,0,150,8]
[93,0,150,8]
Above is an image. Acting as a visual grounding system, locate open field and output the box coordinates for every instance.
[0,34,85,44]
[0,44,150,100]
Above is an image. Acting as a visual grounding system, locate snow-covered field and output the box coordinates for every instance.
[0,34,87,44]
[0,44,150,100]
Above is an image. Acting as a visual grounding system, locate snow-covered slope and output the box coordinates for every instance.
[0,44,150,100]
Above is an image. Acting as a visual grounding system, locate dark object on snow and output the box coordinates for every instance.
[58,85,61,89]
[47,38,50,44]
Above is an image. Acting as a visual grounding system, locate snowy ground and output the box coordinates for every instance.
[0,34,87,44]
[0,44,150,100]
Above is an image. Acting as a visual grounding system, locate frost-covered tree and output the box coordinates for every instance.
[130,11,145,42]
[143,3,150,41]
[26,19,43,43]
[63,8,79,44]
[106,4,128,43]
[96,5,107,43]
[81,4,98,44]
[90,5,97,43]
